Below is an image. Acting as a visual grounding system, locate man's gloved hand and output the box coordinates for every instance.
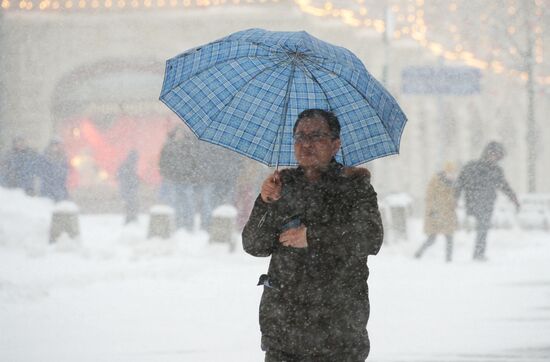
[261,171,282,203]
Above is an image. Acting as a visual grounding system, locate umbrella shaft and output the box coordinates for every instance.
[274,63,296,170]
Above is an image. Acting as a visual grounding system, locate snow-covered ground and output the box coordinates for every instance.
[1,187,550,362]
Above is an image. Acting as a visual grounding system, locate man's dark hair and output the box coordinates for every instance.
[293,109,341,139]
[482,141,505,160]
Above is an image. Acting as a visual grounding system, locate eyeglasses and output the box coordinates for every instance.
[294,132,335,144]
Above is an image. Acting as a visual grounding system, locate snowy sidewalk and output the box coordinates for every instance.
[1,190,549,362]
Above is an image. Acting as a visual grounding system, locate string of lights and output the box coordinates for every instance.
[294,0,549,86]
[1,0,548,86]
[0,0,279,10]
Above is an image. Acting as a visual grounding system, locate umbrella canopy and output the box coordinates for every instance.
[160,28,407,167]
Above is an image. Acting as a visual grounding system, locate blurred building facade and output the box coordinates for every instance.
[0,0,549,212]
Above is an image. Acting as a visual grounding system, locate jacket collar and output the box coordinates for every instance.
[295,158,343,183]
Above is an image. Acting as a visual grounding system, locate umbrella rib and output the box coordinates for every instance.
[311,62,403,148]
[234,37,308,58]
[196,58,291,140]
[302,66,331,109]
[272,63,296,169]
[302,66,351,165]
[164,53,281,96]
[224,38,328,69]
[247,42,294,58]
[227,40,328,64]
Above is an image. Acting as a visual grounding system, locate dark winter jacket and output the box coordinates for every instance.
[160,133,242,186]
[242,161,383,358]
[455,160,517,218]
[117,151,139,202]
[38,147,69,202]
[1,147,41,195]
[158,138,195,183]
[192,141,243,184]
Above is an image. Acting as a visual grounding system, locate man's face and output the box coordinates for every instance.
[13,138,27,150]
[293,117,341,169]
[487,150,504,163]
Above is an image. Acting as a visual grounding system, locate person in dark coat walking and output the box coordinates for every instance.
[189,141,234,230]
[1,136,41,195]
[242,109,384,362]
[158,128,196,230]
[117,150,140,224]
[414,162,458,262]
[455,141,519,261]
[39,138,69,202]
[189,140,245,229]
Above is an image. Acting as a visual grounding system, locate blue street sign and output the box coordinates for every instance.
[401,66,481,95]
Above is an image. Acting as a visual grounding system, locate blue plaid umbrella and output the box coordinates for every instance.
[160,28,407,167]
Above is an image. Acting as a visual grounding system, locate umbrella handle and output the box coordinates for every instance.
[265,171,282,203]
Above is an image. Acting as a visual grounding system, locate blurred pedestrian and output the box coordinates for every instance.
[455,142,520,261]
[117,150,140,224]
[158,127,196,230]
[235,159,270,230]
[414,162,458,262]
[192,141,243,229]
[242,109,383,361]
[189,142,218,230]
[38,138,69,202]
[0,136,41,195]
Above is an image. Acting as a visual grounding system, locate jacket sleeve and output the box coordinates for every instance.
[454,168,466,200]
[242,195,280,257]
[425,177,436,213]
[496,167,519,205]
[306,177,383,261]
[158,145,170,178]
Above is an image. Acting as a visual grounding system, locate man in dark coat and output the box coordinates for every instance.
[38,138,69,202]
[242,109,383,362]
[189,141,242,229]
[158,128,196,229]
[1,136,41,195]
[455,141,519,261]
[194,141,243,207]
[117,150,140,224]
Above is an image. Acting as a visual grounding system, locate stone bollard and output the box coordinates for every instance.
[385,193,413,242]
[147,205,175,239]
[209,205,238,251]
[389,206,408,240]
[378,202,390,243]
[49,201,80,243]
